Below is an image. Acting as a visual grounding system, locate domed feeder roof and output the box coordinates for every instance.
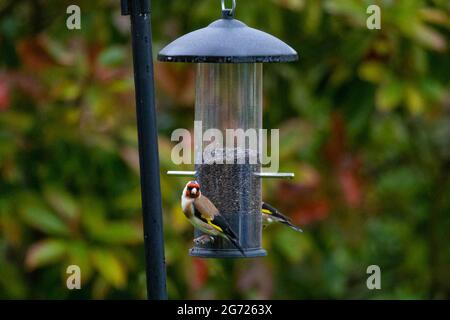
[158,18,298,63]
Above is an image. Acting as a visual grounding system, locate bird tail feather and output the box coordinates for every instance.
[281,220,304,233]
[226,236,247,257]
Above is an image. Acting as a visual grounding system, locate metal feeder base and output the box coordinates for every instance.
[189,247,267,259]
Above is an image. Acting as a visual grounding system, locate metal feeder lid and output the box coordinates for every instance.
[158,18,298,64]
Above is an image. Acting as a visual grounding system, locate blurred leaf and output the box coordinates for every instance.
[413,24,447,52]
[324,0,366,25]
[171,205,190,232]
[114,188,142,211]
[0,211,23,247]
[25,239,67,270]
[16,37,57,71]
[367,115,410,165]
[67,242,93,283]
[273,228,310,262]
[420,79,445,102]
[51,80,81,101]
[405,85,425,115]
[358,61,388,83]
[304,0,322,34]
[20,205,71,236]
[0,110,33,131]
[79,197,106,233]
[0,76,10,110]
[90,222,142,245]
[274,0,305,11]
[154,63,195,106]
[191,258,209,290]
[0,251,27,298]
[98,46,126,67]
[376,80,404,111]
[92,277,110,299]
[91,250,126,288]
[44,187,79,222]
[119,146,140,173]
[338,160,363,208]
[236,260,274,300]
[419,8,450,27]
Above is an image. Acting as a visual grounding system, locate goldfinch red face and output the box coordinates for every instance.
[185,181,201,199]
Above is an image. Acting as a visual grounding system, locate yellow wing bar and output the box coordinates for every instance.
[207,219,224,232]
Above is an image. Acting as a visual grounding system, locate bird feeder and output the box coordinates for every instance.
[160,0,298,258]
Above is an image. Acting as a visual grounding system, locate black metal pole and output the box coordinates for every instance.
[121,0,167,300]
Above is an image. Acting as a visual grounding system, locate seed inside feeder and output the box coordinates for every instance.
[195,147,261,251]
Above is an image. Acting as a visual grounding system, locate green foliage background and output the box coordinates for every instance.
[0,0,449,299]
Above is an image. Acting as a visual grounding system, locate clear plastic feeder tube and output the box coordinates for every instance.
[191,63,266,258]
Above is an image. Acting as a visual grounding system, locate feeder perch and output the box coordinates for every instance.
[159,0,298,258]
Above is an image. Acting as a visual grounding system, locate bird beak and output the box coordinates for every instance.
[191,188,197,195]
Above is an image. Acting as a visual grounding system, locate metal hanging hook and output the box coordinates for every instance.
[221,0,236,19]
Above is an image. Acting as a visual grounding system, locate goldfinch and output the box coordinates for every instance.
[181,181,246,256]
[262,202,303,233]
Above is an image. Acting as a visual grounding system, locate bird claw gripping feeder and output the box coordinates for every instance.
[161,0,298,258]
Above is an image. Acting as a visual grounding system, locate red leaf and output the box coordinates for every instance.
[276,181,330,225]
[236,260,273,299]
[17,37,57,71]
[155,63,195,106]
[0,78,10,111]
[7,71,45,100]
[323,112,364,208]
[191,258,208,290]
[338,157,363,208]
[324,113,347,166]
[292,200,330,225]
